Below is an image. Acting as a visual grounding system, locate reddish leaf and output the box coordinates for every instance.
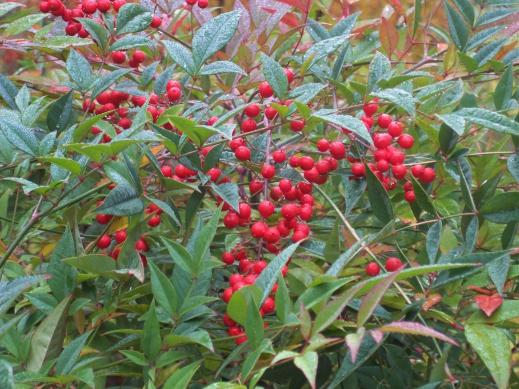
[379,321,459,346]
[474,293,503,317]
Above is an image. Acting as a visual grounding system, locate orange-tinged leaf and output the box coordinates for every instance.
[474,293,503,317]
[379,17,399,57]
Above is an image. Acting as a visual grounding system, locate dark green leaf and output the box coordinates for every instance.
[47,91,73,132]
[312,110,373,146]
[116,3,152,35]
[97,184,144,216]
[148,260,178,315]
[142,304,161,360]
[444,1,469,50]
[494,66,513,110]
[480,192,519,224]
[55,331,90,375]
[365,165,394,223]
[90,68,132,100]
[163,41,195,75]
[0,73,18,110]
[426,220,442,263]
[66,50,93,90]
[260,53,288,99]
[77,18,109,51]
[372,88,416,117]
[110,35,153,51]
[453,0,475,25]
[507,153,519,182]
[199,61,246,76]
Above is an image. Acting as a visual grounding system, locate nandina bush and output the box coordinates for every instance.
[0,0,518,387]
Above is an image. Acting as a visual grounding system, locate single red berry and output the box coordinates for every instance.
[385,257,402,272]
[403,181,413,191]
[261,297,276,314]
[235,146,251,161]
[404,190,416,203]
[222,287,233,303]
[303,167,320,183]
[223,212,240,228]
[261,164,276,179]
[329,141,346,159]
[265,106,278,120]
[161,165,173,177]
[377,114,392,129]
[112,0,126,11]
[249,179,264,194]
[251,221,268,238]
[316,159,331,175]
[223,313,236,327]
[229,138,244,150]
[278,178,292,193]
[238,203,252,219]
[316,138,329,152]
[263,227,281,243]
[222,252,235,265]
[388,121,404,137]
[376,159,390,172]
[167,86,182,102]
[65,22,81,36]
[421,167,436,183]
[197,0,208,8]
[207,168,221,182]
[81,0,97,14]
[363,102,378,116]
[252,260,267,274]
[148,215,161,227]
[97,0,111,12]
[40,1,51,12]
[241,118,257,133]
[284,68,295,83]
[114,230,127,244]
[398,134,414,149]
[258,81,273,98]
[97,234,112,249]
[290,119,305,132]
[96,213,112,224]
[132,50,146,63]
[373,133,393,149]
[258,200,275,218]
[298,156,314,171]
[272,149,286,163]
[288,155,300,168]
[244,103,260,118]
[281,203,299,219]
[411,164,424,179]
[150,15,162,28]
[351,163,365,177]
[365,262,380,277]
[391,164,407,180]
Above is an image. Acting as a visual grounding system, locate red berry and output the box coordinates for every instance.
[224,212,240,228]
[251,221,268,238]
[241,118,257,133]
[288,155,300,168]
[365,262,380,277]
[263,227,280,243]
[223,313,236,327]
[388,121,404,137]
[388,148,405,165]
[244,104,260,118]
[65,22,81,36]
[97,0,111,12]
[197,0,208,8]
[40,1,51,12]
[351,162,365,177]
[238,203,252,219]
[97,234,111,249]
[290,119,305,132]
[403,181,413,191]
[373,133,393,149]
[222,287,233,302]
[207,168,221,182]
[252,260,267,274]
[303,167,320,183]
[261,297,275,314]
[258,81,273,98]
[421,167,436,183]
[316,138,329,152]
[404,190,416,203]
[96,213,112,224]
[363,102,378,116]
[376,159,390,172]
[229,138,244,150]
[385,257,402,272]
[411,164,424,179]
[150,15,162,28]
[272,149,286,163]
[222,252,235,265]
[82,0,97,14]
[167,86,182,101]
[148,215,161,227]
[161,165,173,177]
[278,178,292,193]
[398,134,414,149]
[264,106,278,120]
[298,156,314,171]
[114,230,127,244]
[377,114,392,128]
[284,68,295,83]
[258,200,275,218]
[329,141,346,159]
[281,203,299,219]
[235,146,251,161]
[316,159,331,175]
[391,164,407,180]
[249,179,264,194]
[112,0,126,11]
[132,50,146,63]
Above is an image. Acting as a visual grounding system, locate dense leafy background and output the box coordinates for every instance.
[0,0,518,388]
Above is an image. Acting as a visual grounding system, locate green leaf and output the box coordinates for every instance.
[240,339,273,381]
[244,294,264,348]
[64,255,116,274]
[27,296,72,372]
[0,275,45,315]
[163,41,195,75]
[312,110,373,146]
[275,275,293,323]
[507,153,519,182]
[481,192,519,224]
[163,362,200,389]
[466,26,504,50]
[47,91,74,133]
[199,61,246,76]
[116,3,152,35]
[465,324,511,389]
[255,242,300,303]
[90,68,132,101]
[367,52,391,92]
[227,285,262,326]
[0,113,39,156]
[0,73,18,109]
[372,88,416,117]
[365,164,394,223]
[211,182,239,212]
[488,254,510,295]
[168,116,226,146]
[294,351,318,389]
[148,260,178,315]
[436,113,465,135]
[260,53,288,99]
[454,108,519,136]
[192,207,221,273]
[3,13,46,35]
[120,350,148,366]
[289,83,326,104]
[357,270,400,327]
[411,176,437,214]
[453,0,475,26]
[66,50,93,90]
[426,220,442,263]
[77,18,109,51]
[0,3,22,19]
[379,321,458,345]
[192,11,241,68]
[473,38,507,66]
[39,157,81,176]
[142,304,161,360]
[55,331,91,375]
[97,184,144,216]
[110,35,153,51]
[494,66,513,110]
[0,360,14,389]
[444,1,469,50]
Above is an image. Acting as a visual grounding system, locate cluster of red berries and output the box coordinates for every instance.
[220,246,286,344]
[365,256,403,276]
[39,0,162,43]
[185,0,208,8]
